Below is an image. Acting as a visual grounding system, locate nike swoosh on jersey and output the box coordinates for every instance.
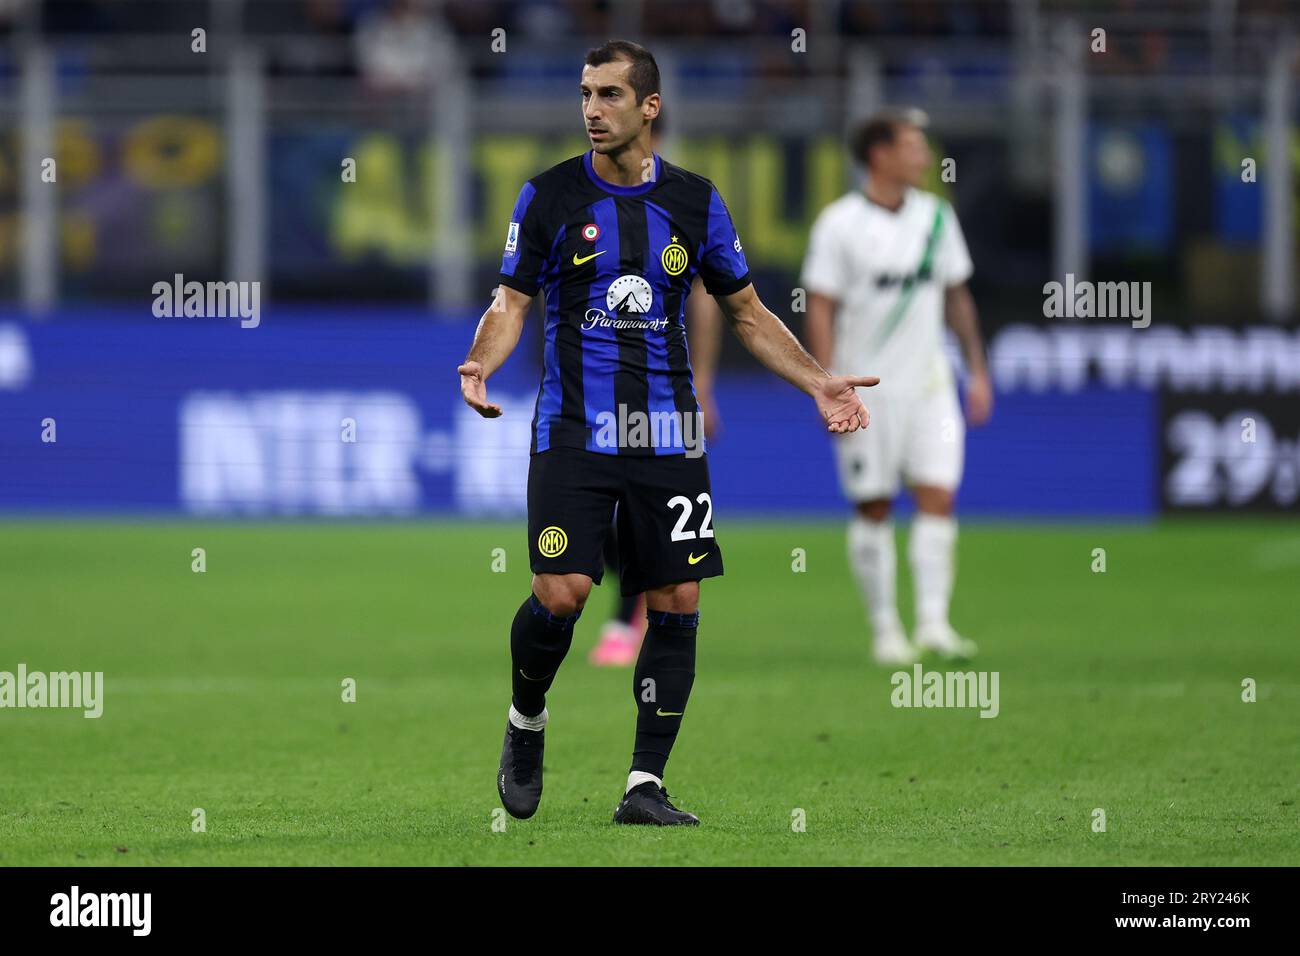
[571,250,605,265]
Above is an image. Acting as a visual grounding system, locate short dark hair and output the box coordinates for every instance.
[851,108,929,166]
[584,40,660,104]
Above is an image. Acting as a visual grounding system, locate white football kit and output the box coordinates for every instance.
[802,187,973,501]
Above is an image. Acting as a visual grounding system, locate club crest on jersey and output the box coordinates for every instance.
[537,526,568,558]
[606,275,653,314]
[661,236,689,276]
[581,223,601,242]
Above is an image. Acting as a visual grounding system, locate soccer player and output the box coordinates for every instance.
[802,109,993,667]
[458,40,878,826]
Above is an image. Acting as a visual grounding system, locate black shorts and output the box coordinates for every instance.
[527,447,724,596]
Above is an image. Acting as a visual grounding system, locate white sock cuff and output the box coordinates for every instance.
[912,512,956,541]
[849,514,894,544]
[509,704,548,732]
[626,770,663,794]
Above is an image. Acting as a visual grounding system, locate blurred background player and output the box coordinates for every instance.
[589,111,724,668]
[802,108,992,666]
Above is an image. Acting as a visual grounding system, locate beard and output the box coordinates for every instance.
[589,126,637,155]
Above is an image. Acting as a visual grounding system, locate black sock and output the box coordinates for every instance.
[511,594,579,718]
[630,609,698,778]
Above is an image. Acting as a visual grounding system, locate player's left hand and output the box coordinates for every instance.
[815,374,880,434]
[965,370,994,426]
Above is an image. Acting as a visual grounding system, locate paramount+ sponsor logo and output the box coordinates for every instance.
[582,275,668,333]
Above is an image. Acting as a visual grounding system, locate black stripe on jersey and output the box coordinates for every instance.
[613,197,650,455]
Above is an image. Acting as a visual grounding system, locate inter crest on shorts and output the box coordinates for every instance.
[537,526,568,557]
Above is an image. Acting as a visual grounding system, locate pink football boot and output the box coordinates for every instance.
[589,597,647,667]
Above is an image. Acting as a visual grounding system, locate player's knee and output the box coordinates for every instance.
[913,486,955,516]
[532,573,592,618]
[648,580,699,614]
[856,499,892,522]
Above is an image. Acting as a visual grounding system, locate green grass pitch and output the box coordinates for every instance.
[0,519,1295,866]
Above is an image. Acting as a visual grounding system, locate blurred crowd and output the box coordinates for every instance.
[14,0,1015,40]
[0,0,1279,104]
[17,0,1297,38]
[0,0,1283,98]
[7,1,1289,45]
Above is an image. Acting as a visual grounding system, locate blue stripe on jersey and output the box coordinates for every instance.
[534,222,567,451]
[501,181,537,277]
[643,200,687,455]
[706,187,748,279]
[582,198,620,452]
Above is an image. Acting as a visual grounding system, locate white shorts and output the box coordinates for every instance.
[833,385,965,502]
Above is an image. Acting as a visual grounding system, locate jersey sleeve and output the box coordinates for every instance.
[696,188,751,297]
[801,206,850,300]
[938,200,974,287]
[498,181,551,297]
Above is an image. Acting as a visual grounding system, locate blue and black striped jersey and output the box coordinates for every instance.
[498,151,750,456]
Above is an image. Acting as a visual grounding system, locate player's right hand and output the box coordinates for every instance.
[457,361,503,418]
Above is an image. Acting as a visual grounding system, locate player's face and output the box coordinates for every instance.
[580,60,657,155]
[890,125,933,187]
